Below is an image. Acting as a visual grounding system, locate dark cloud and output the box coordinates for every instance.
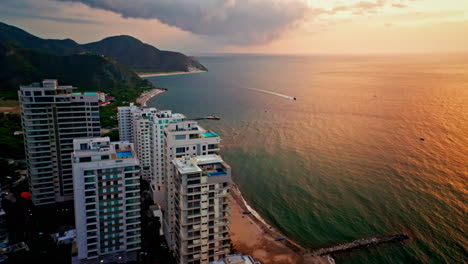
[50,0,413,45]
[54,0,309,45]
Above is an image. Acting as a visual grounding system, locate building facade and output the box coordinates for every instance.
[18,79,100,205]
[117,104,184,204]
[211,254,261,264]
[117,106,233,264]
[72,137,141,264]
[171,155,231,263]
[162,121,228,262]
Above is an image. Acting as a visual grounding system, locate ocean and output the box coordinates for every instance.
[146,54,467,263]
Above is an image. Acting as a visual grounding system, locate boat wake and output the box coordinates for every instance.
[246,87,296,100]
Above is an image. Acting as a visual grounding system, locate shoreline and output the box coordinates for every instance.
[136,88,166,106]
[138,70,207,78]
[229,184,333,264]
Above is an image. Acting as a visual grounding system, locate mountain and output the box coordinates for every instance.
[84,35,207,72]
[0,22,83,55]
[0,22,207,73]
[0,42,153,101]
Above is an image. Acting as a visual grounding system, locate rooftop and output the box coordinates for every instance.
[73,137,136,160]
[172,154,225,174]
[211,254,261,264]
[71,92,98,95]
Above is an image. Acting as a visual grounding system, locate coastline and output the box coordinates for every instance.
[138,69,207,78]
[229,184,333,264]
[136,88,166,106]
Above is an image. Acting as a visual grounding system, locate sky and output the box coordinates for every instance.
[0,0,467,55]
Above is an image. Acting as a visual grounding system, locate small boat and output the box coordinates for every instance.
[242,211,252,215]
[206,115,220,120]
[293,97,297,100]
[275,237,286,241]
[419,138,425,141]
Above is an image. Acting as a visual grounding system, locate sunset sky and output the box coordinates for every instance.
[1,0,467,54]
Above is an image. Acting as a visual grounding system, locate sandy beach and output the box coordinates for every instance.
[136,88,166,106]
[138,69,207,78]
[229,185,333,264]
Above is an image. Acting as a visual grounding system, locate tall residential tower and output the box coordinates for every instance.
[19,80,100,205]
[72,137,141,264]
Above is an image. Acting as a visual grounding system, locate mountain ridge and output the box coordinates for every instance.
[0,22,207,73]
[0,42,153,101]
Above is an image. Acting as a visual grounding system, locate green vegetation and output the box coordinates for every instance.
[103,130,119,141]
[0,42,154,102]
[0,21,207,76]
[0,113,24,160]
[99,101,128,129]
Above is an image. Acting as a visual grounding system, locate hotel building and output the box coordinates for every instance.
[18,79,100,205]
[117,105,184,204]
[171,154,231,263]
[72,137,141,264]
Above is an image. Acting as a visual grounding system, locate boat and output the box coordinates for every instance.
[275,237,286,241]
[242,211,252,215]
[206,115,220,120]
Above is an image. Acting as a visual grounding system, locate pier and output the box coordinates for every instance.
[190,115,220,121]
[306,234,409,257]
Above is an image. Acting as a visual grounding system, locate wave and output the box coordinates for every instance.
[246,87,296,100]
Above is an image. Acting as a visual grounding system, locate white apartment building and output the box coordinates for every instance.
[72,137,141,264]
[211,254,261,264]
[171,154,231,264]
[19,79,100,205]
[117,104,184,204]
[162,121,223,252]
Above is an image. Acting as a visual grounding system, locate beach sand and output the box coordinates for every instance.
[136,89,166,106]
[138,70,206,78]
[229,186,332,264]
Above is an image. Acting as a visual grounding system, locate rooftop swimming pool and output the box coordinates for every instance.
[116,151,133,158]
[72,92,98,95]
[202,131,219,138]
[208,169,227,177]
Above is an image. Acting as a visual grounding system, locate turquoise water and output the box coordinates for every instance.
[147,54,467,263]
[203,131,219,138]
[116,151,132,158]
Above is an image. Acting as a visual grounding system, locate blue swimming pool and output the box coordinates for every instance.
[208,169,227,177]
[116,151,133,158]
[202,131,219,137]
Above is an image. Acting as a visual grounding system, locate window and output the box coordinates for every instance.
[175,135,186,140]
[176,147,185,153]
[79,157,91,162]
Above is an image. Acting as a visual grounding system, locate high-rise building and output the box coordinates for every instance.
[117,106,232,264]
[211,254,261,264]
[18,80,100,205]
[162,121,227,259]
[0,183,8,249]
[72,137,141,264]
[117,105,184,203]
[171,154,231,263]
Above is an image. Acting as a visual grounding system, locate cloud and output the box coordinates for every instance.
[49,0,414,45]
[54,0,309,45]
[392,3,407,8]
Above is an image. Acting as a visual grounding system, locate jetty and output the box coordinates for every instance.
[191,115,220,121]
[306,234,409,257]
